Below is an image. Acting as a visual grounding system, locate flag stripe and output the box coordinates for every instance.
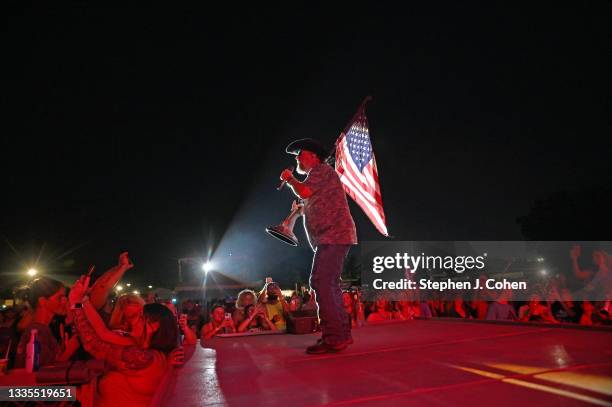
[340,137,383,204]
[340,174,387,234]
[340,174,388,235]
[341,162,377,205]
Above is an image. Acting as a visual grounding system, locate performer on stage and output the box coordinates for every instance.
[279,138,357,354]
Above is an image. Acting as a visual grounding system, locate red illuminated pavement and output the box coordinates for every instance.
[163,320,612,406]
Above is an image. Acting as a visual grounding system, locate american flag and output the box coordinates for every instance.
[335,109,388,236]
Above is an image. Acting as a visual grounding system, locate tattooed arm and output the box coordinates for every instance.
[82,300,136,346]
[88,252,133,310]
[71,307,154,370]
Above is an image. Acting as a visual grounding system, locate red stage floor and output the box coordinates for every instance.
[165,320,612,406]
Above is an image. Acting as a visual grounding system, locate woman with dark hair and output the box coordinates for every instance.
[68,276,177,407]
[15,277,80,368]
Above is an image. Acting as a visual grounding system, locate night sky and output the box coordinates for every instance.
[2,3,610,291]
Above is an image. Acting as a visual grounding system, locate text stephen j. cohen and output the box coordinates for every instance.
[370,253,527,291]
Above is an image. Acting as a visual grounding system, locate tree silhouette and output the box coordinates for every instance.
[517,187,612,240]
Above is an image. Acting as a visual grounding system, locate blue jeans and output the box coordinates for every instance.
[309,244,352,345]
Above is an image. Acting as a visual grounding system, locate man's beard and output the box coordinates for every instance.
[296,162,307,174]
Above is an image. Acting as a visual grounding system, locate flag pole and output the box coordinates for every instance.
[342,95,373,135]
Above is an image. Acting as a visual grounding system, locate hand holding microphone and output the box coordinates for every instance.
[278,166,295,190]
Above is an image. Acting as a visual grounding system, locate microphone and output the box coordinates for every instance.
[277,166,295,191]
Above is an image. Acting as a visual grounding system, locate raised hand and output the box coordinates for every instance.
[118,252,134,270]
[280,168,294,182]
[168,347,184,366]
[570,245,581,260]
[69,275,91,304]
[291,199,304,214]
[593,250,611,269]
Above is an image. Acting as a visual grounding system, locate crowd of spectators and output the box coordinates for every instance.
[0,246,610,405]
[199,245,612,337]
[0,253,195,407]
[199,278,611,343]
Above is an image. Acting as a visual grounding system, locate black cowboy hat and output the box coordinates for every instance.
[285,138,329,161]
